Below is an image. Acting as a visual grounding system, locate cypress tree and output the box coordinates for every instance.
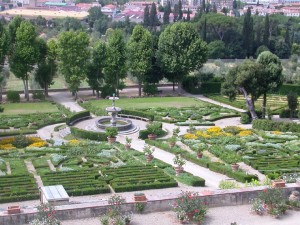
[149,2,159,28]
[202,17,207,41]
[163,1,171,24]
[143,5,150,27]
[201,0,205,13]
[263,14,270,47]
[178,0,183,20]
[243,7,254,57]
[173,4,179,22]
[187,8,190,21]
[212,3,217,13]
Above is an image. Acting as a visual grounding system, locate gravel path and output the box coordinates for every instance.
[60,205,300,225]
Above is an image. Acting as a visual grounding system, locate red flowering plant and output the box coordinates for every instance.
[107,194,126,218]
[30,203,60,225]
[172,191,208,223]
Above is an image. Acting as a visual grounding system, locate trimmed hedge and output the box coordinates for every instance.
[279,109,299,118]
[182,77,221,94]
[70,127,107,141]
[252,119,300,133]
[66,110,91,125]
[121,109,154,121]
[0,129,37,137]
[276,84,300,95]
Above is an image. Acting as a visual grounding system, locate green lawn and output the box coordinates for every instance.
[2,102,59,115]
[84,97,207,109]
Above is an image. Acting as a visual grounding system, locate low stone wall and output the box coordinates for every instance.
[1,184,299,225]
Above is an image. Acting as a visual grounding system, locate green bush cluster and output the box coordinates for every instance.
[121,109,154,121]
[0,174,39,203]
[182,77,221,94]
[70,127,107,141]
[253,119,300,132]
[101,165,178,192]
[0,129,36,137]
[66,110,91,125]
[41,169,110,196]
[6,90,20,103]
[0,106,4,113]
[164,167,205,186]
[276,84,300,95]
[32,90,45,100]
[279,109,299,118]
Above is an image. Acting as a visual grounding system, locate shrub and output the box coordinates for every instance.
[105,127,118,138]
[143,83,158,96]
[7,91,20,102]
[12,135,33,148]
[66,111,90,125]
[252,119,300,133]
[240,113,250,124]
[32,90,45,100]
[0,106,3,113]
[70,127,107,141]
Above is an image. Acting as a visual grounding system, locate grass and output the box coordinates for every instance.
[84,97,207,109]
[1,102,59,115]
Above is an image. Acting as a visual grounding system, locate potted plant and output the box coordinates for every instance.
[229,155,240,171]
[173,154,186,176]
[134,192,147,202]
[122,212,132,225]
[173,191,207,223]
[143,144,155,162]
[272,179,286,188]
[146,122,161,140]
[125,136,132,150]
[168,136,177,148]
[105,127,118,144]
[196,143,207,158]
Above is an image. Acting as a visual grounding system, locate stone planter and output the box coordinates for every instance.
[148,134,157,140]
[231,163,239,171]
[174,166,184,176]
[145,154,154,162]
[272,179,286,188]
[125,144,131,150]
[107,137,117,144]
[7,206,21,214]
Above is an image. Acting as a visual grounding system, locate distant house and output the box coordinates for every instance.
[101,4,117,14]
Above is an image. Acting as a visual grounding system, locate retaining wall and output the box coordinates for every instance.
[1,184,299,225]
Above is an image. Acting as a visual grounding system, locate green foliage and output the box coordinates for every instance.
[277,84,300,95]
[66,110,90,125]
[240,113,250,124]
[287,92,298,114]
[143,83,158,96]
[70,127,107,141]
[6,90,20,102]
[12,134,33,148]
[218,180,240,189]
[30,203,61,225]
[253,119,300,132]
[105,127,118,138]
[32,90,45,100]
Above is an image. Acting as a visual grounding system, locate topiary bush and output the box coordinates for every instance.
[240,113,250,124]
[7,91,20,103]
[32,90,45,100]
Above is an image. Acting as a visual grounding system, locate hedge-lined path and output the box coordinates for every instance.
[25,160,44,188]
[238,162,266,182]
[37,123,65,142]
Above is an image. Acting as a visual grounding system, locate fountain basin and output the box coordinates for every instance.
[96,116,133,131]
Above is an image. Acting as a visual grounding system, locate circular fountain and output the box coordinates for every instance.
[96,95,134,132]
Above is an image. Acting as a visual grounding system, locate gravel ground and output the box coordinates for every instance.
[61,205,300,225]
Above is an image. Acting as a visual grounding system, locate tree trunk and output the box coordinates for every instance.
[177,81,183,94]
[74,91,78,100]
[44,83,49,97]
[96,90,100,99]
[0,87,2,103]
[25,78,29,101]
[173,81,175,91]
[92,89,95,96]
[239,87,257,120]
[138,81,142,97]
[262,93,267,119]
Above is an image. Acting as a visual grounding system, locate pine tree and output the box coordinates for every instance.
[173,4,179,22]
[178,0,183,20]
[187,8,190,21]
[143,5,150,27]
[285,26,291,48]
[149,2,159,28]
[263,14,269,47]
[243,7,254,57]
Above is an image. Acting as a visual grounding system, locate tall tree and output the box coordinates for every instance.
[201,0,206,14]
[149,2,159,28]
[7,16,24,49]
[222,60,265,120]
[187,8,191,21]
[104,29,126,96]
[157,22,207,91]
[173,4,179,22]
[256,51,283,118]
[163,1,171,24]
[143,5,150,27]
[57,31,90,99]
[178,0,183,20]
[243,7,254,57]
[34,39,58,97]
[0,69,9,103]
[87,40,106,99]
[9,21,39,101]
[263,14,270,47]
[202,17,207,41]
[212,3,217,13]
[127,25,152,96]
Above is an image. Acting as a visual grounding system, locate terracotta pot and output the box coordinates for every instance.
[7,206,21,214]
[186,212,194,221]
[169,142,175,148]
[197,152,203,158]
[174,166,183,176]
[134,194,147,202]
[145,154,154,162]
[107,137,116,144]
[231,163,239,171]
[125,144,131,150]
[148,134,157,140]
[272,179,286,188]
